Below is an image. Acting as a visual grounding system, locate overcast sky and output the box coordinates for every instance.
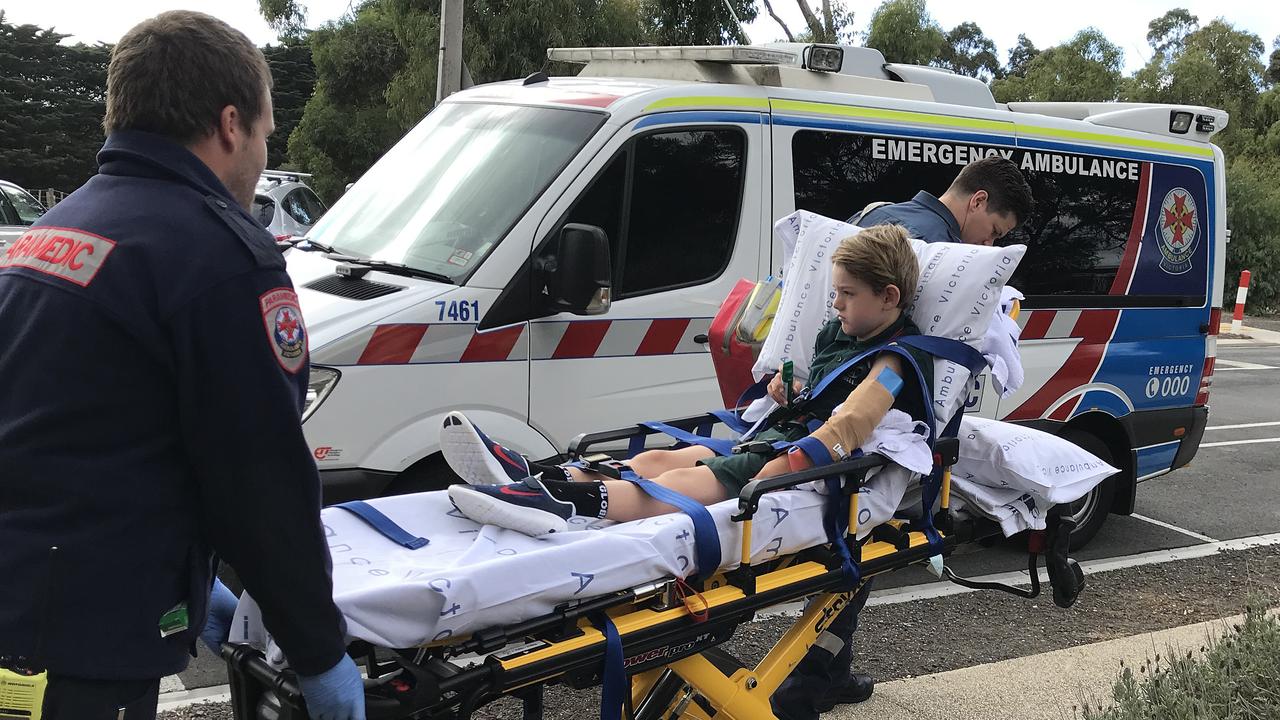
[2,0,1275,74]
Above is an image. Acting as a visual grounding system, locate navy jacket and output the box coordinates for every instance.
[851,191,962,243]
[0,131,346,679]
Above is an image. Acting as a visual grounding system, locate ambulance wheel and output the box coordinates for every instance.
[383,455,462,496]
[1058,429,1115,551]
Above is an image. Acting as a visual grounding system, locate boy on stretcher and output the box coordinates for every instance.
[445,224,935,537]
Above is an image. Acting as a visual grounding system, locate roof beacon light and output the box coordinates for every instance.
[805,45,844,73]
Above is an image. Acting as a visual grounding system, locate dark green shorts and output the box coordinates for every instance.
[698,425,808,496]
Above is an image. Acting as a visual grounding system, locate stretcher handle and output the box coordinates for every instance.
[566,412,724,458]
[732,452,888,522]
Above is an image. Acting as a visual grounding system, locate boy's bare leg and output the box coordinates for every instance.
[563,446,715,482]
[601,465,728,522]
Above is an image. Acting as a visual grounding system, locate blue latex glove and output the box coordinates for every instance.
[200,578,239,653]
[298,654,366,720]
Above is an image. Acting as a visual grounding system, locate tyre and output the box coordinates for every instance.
[381,454,461,496]
[1056,428,1117,551]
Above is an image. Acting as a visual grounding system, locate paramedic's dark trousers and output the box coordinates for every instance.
[43,676,160,720]
[771,579,874,720]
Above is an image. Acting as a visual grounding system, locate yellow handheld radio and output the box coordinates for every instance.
[0,547,56,720]
[0,669,47,720]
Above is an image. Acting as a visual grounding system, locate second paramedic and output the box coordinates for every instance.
[771,155,1036,719]
[850,155,1034,246]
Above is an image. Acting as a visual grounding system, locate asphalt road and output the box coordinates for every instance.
[169,335,1280,695]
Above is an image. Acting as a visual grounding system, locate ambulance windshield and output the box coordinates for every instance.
[307,102,604,282]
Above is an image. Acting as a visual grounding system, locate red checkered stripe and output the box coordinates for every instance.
[313,317,713,366]
[1006,308,1122,421]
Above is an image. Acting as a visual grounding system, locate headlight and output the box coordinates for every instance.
[303,366,341,422]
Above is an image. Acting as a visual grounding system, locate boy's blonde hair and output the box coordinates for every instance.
[831,224,919,309]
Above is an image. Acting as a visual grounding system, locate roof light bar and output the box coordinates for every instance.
[548,45,799,65]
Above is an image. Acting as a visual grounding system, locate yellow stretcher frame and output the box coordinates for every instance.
[223,434,1009,720]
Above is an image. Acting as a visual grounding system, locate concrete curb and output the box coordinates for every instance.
[826,610,1275,720]
[1220,323,1280,344]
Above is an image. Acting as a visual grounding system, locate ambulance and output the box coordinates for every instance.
[292,44,1227,547]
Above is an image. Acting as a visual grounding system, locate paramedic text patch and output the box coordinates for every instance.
[260,287,308,373]
[0,226,117,286]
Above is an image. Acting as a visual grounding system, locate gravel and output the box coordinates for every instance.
[159,545,1280,720]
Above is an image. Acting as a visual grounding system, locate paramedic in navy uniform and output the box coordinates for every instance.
[0,11,363,720]
[772,156,1034,720]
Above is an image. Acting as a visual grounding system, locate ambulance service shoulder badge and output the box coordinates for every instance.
[260,288,307,373]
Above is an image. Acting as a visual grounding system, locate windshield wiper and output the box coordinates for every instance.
[339,257,455,284]
[293,239,343,254]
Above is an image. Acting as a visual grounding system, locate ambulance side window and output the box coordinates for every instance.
[1003,162,1138,297]
[621,129,744,296]
[791,130,956,220]
[562,127,746,299]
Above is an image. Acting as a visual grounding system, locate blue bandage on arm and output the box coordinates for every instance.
[875,365,904,397]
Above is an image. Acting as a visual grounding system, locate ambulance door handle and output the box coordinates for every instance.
[694,334,709,344]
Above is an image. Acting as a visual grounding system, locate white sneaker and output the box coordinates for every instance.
[440,411,530,485]
[447,477,574,536]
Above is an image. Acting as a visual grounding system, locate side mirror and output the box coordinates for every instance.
[549,223,612,315]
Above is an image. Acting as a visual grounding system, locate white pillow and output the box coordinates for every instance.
[755,211,1026,432]
[955,416,1120,505]
[907,240,1025,430]
[907,240,1026,350]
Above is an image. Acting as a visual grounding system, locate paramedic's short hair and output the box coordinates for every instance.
[832,225,919,309]
[948,157,1035,222]
[104,11,272,143]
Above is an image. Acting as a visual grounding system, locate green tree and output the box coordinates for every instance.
[0,12,111,193]
[863,0,945,66]
[281,0,643,199]
[1145,8,1198,55]
[937,21,1000,81]
[640,0,756,45]
[262,38,316,170]
[992,28,1123,103]
[1224,158,1280,311]
[1268,34,1280,84]
[1127,18,1266,157]
[286,2,409,200]
[1005,34,1040,78]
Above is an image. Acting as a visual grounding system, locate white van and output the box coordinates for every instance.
[294,44,1227,546]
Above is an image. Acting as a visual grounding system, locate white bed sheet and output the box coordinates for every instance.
[232,487,848,652]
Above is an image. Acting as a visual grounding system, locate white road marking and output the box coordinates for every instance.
[1206,421,1280,431]
[761,532,1280,617]
[1200,437,1280,448]
[156,684,233,712]
[1214,359,1278,371]
[159,675,184,694]
[1131,513,1217,542]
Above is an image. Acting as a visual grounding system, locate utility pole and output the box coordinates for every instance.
[436,0,464,103]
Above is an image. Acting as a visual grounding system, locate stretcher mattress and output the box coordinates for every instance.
[232,486,848,653]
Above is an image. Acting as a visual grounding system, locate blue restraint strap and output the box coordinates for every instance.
[595,612,625,720]
[893,335,988,377]
[333,501,429,550]
[640,421,736,457]
[620,472,722,580]
[822,450,864,589]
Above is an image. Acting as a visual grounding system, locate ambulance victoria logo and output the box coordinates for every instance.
[260,288,307,373]
[1157,188,1199,275]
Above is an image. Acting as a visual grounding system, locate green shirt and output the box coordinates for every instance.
[799,313,935,424]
